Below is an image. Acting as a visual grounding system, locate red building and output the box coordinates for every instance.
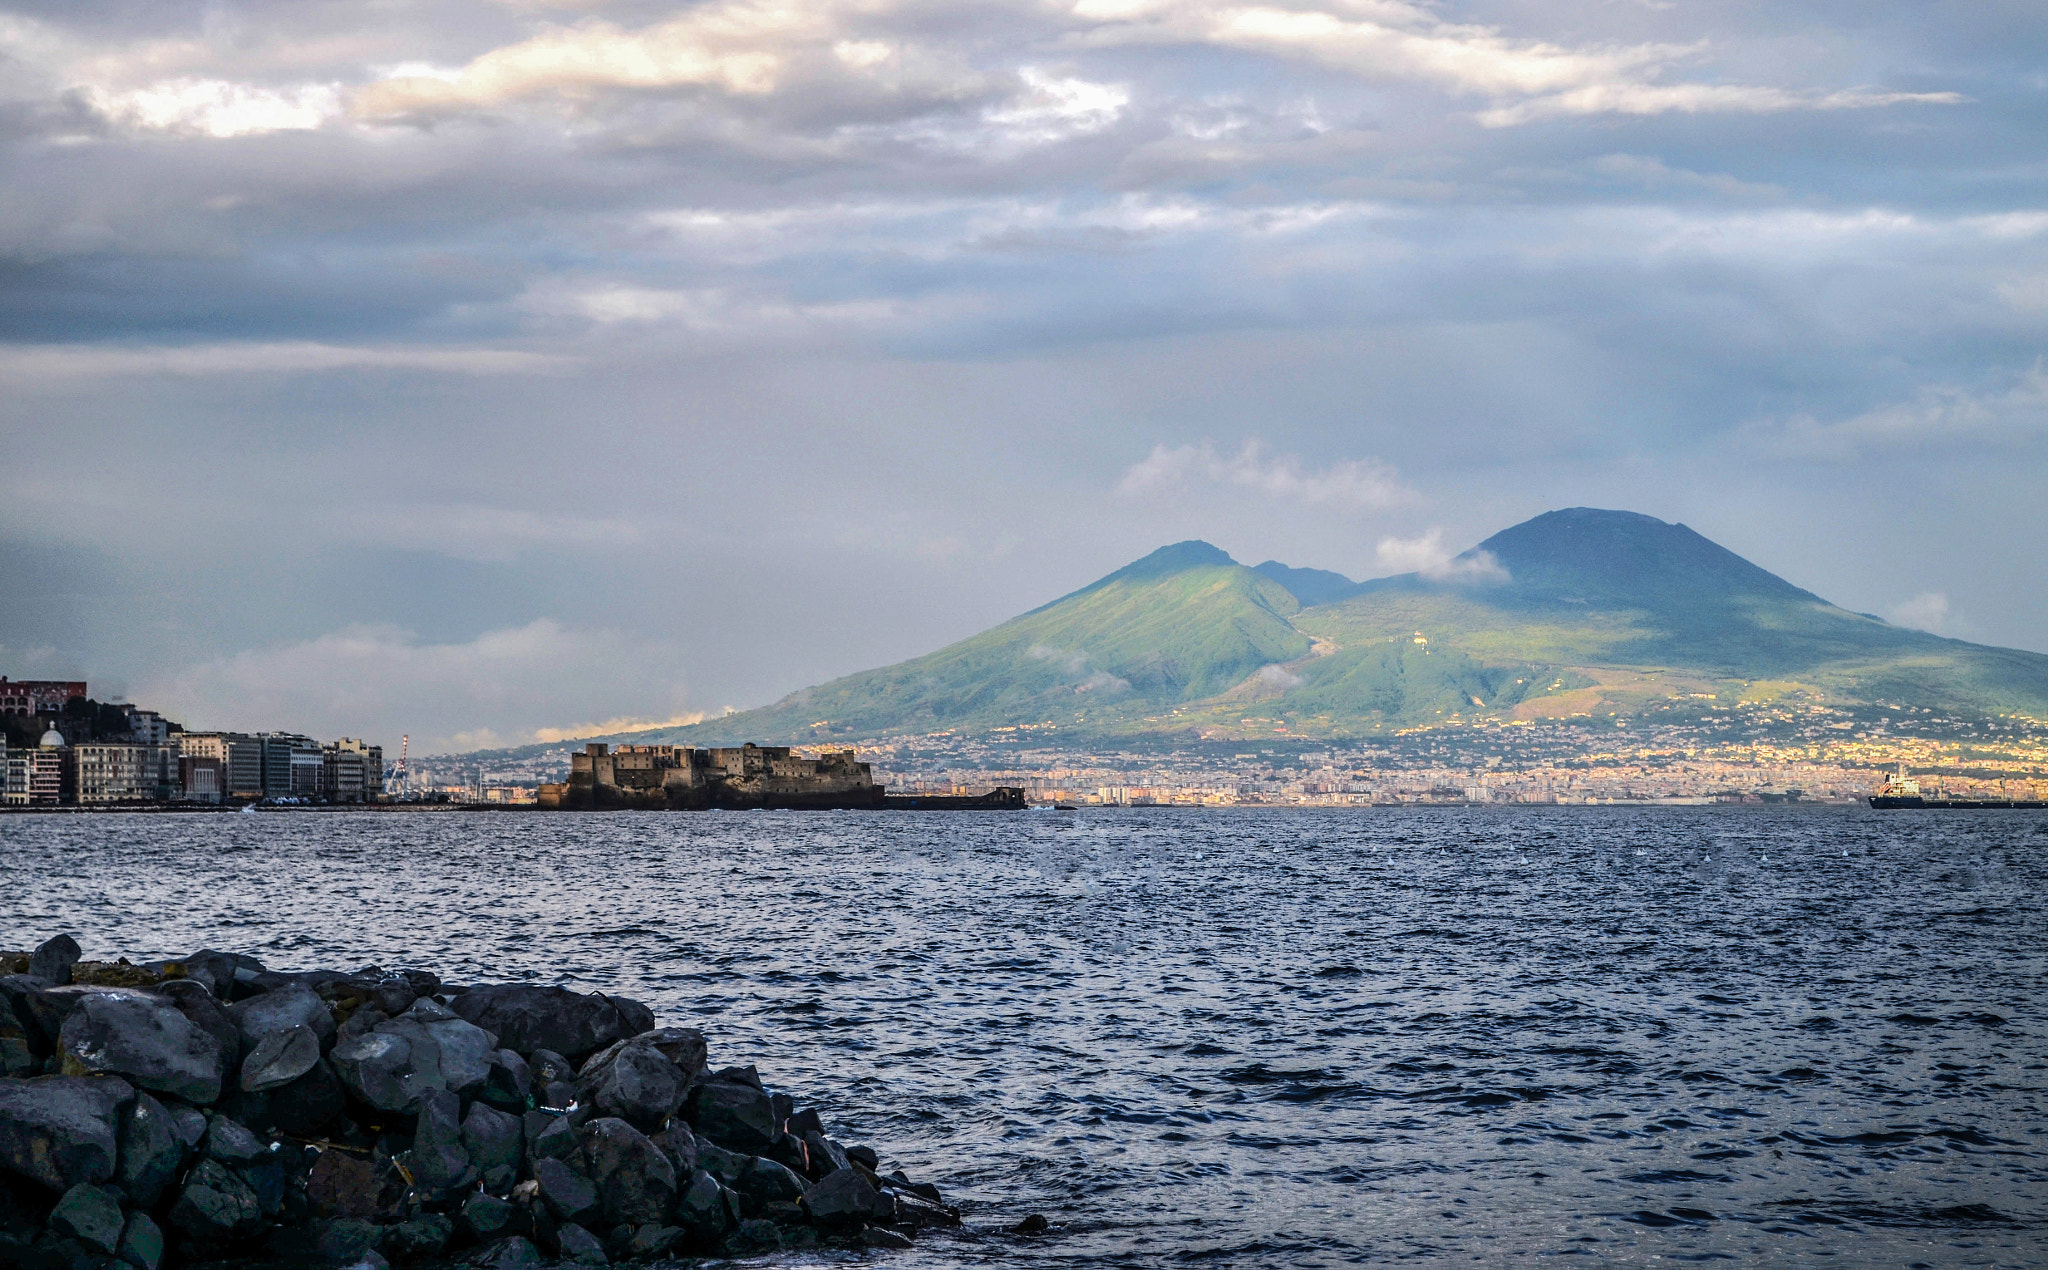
[0,679,87,717]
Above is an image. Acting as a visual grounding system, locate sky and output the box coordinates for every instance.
[2,0,2044,752]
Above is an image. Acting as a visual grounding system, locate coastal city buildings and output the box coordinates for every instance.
[0,676,387,808]
[412,697,2048,810]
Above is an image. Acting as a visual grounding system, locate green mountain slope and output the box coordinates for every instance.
[659,543,1310,744]
[636,508,2048,747]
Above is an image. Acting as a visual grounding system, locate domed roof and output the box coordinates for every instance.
[38,727,66,748]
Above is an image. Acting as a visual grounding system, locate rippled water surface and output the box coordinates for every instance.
[4,806,2046,1267]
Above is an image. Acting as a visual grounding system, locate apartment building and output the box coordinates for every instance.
[75,743,152,804]
[177,733,265,798]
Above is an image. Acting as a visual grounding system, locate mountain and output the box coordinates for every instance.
[632,508,2048,747]
[1250,560,1358,607]
[665,542,1311,743]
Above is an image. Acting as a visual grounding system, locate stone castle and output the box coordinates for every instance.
[540,742,884,810]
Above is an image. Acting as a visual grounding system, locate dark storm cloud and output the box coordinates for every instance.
[0,0,2041,746]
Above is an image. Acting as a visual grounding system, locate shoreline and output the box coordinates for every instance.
[0,936,969,1268]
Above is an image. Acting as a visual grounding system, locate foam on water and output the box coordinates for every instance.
[4,806,2044,1267]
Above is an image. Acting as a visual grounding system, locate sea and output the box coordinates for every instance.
[4,806,2045,1268]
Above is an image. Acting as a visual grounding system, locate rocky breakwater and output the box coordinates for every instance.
[0,934,960,1269]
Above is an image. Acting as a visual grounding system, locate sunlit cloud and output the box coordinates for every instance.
[89,78,342,137]
[1373,529,1509,583]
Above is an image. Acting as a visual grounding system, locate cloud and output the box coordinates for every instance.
[1255,663,1301,689]
[0,343,570,379]
[1024,646,1129,693]
[1070,0,1960,126]
[1027,645,1093,674]
[89,79,343,137]
[1119,440,1419,509]
[1473,84,1959,128]
[1886,592,1970,638]
[350,2,813,118]
[1076,669,1132,694]
[1373,529,1509,583]
[1748,364,2048,460]
[980,67,1130,147]
[138,620,692,753]
[531,712,711,743]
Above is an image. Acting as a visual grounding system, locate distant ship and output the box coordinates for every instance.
[1869,765,2046,809]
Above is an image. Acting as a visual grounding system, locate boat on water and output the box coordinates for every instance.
[1869,765,2047,810]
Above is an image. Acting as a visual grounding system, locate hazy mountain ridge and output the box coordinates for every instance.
[620,508,2048,748]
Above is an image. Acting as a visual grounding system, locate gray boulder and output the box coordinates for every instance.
[673,1169,731,1245]
[612,997,656,1039]
[48,1181,125,1255]
[335,1006,387,1048]
[115,1093,185,1207]
[478,1048,531,1111]
[576,1039,688,1131]
[449,986,649,1063]
[0,975,55,1051]
[623,1224,685,1259]
[409,1089,475,1194]
[801,1129,849,1179]
[693,1139,744,1184]
[385,1212,453,1261]
[555,1221,608,1265]
[241,1150,287,1219]
[57,990,225,1105]
[30,935,80,986]
[4,976,70,1044]
[204,1113,268,1166]
[800,1167,896,1226]
[155,980,240,1061]
[623,1027,706,1077]
[118,1211,164,1270]
[460,1191,518,1241]
[891,1187,962,1229]
[533,1157,600,1226]
[181,950,266,1000]
[240,1023,320,1092]
[166,1101,208,1148]
[528,1049,575,1087]
[723,1217,785,1255]
[282,1216,381,1266]
[329,1001,496,1113]
[268,1058,347,1137]
[471,1235,542,1270]
[730,1154,807,1216]
[0,1074,132,1190]
[686,1078,780,1154]
[651,1121,698,1178]
[371,978,416,1018]
[576,1117,676,1229]
[461,1101,522,1192]
[0,987,36,1077]
[529,1115,577,1163]
[168,1158,262,1244]
[227,985,333,1057]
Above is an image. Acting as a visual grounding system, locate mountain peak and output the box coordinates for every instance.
[1473,507,1820,608]
[1025,539,1241,616]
